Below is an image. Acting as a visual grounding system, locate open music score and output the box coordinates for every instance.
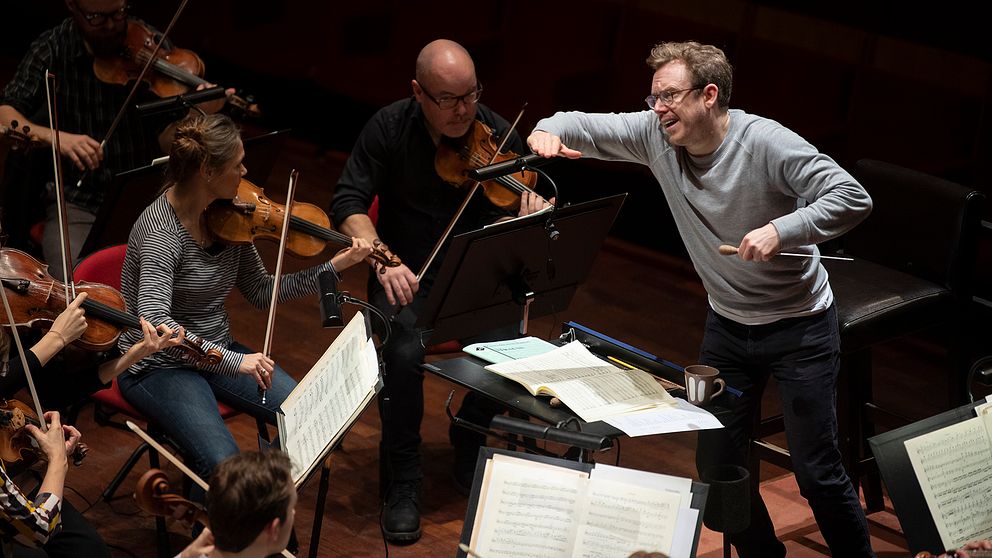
[905,406,992,549]
[276,312,381,486]
[465,452,699,558]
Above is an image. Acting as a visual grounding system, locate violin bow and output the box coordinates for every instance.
[259,169,299,404]
[0,274,49,433]
[416,103,528,283]
[74,0,192,191]
[126,421,296,558]
[43,71,76,302]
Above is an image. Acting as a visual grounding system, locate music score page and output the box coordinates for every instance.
[278,313,380,485]
[905,409,992,548]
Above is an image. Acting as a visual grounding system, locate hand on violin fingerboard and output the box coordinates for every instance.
[330,237,374,272]
[527,130,582,159]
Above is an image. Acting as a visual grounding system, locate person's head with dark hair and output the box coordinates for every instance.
[204,450,296,556]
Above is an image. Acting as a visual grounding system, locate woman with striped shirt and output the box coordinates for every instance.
[117,114,372,502]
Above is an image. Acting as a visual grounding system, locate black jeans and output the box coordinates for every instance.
[695,305,874,558]
[369,276,514,486]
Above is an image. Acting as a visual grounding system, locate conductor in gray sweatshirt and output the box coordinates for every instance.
[529,41,874,557]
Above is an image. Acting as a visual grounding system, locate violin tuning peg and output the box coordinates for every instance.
[22,126,30,134]
[10,120,18,129]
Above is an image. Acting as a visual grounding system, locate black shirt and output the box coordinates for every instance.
[1,18,166,213]
[331,98,523,277]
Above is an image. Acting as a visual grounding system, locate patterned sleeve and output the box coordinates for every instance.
[234,245,335,308]
[0,462,62,547]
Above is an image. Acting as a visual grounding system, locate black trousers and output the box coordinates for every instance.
[369,276,516,485]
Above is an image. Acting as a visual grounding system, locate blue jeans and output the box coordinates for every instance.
[695,306,874,558]
[117,341,296,501]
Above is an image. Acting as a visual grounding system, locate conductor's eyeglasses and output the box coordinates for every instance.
[645,86,703,109]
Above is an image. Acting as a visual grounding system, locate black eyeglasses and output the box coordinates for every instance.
[420,83,483,110]
[79,3,129,26]
[645,86,703,109]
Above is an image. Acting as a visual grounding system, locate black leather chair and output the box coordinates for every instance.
[750,158,985,512]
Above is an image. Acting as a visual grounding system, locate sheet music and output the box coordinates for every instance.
[574,478,682,557]
[905,415,992,548]
[473,455,588,558]
[603,398,723,437]
[485,341,675,422]
[278,313,380,484]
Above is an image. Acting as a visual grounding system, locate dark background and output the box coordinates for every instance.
[4,0,991,305]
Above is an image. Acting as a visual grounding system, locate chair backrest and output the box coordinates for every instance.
[74,244,127,289]
[840,159,984,298]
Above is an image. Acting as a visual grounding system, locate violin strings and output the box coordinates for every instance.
[288,214,351,244]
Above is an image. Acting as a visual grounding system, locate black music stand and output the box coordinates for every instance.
[79,129,289,257]
[868,400,986,554]
[416,194,625,344]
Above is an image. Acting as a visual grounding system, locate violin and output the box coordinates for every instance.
[0,121,41,152]
[205,178,401,269]
[0,248,221,367]
[92,20,260,118]
[134,468,208,527]
[435,120,539,211]
[0,398,88,466]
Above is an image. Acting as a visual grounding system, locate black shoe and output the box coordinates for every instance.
[381,480,422,543]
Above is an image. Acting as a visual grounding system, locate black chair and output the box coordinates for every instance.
[750,158,985,512]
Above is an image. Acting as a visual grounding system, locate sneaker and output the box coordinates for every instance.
[381,480,422,543]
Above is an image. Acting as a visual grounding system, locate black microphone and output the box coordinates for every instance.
[489,415,610,451]
[467,153,553,181]
[317,270,344,328]
[135,86,227,117]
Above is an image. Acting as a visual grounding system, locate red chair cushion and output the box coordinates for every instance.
[74,244,127,290]
[93,378,239,420]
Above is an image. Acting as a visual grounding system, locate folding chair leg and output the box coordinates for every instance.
[102,441,151,502]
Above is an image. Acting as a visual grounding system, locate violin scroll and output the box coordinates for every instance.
[0,121,42,152]
[175,337,223,368]
[134,469,208,527]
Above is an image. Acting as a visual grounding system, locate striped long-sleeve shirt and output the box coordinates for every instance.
[118,194,335,376]
[0,461,61,550]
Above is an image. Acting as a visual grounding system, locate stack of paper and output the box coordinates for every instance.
[483,341,677,422]
[475,339,722,436]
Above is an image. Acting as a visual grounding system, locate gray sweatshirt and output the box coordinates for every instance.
[535,109,872,324]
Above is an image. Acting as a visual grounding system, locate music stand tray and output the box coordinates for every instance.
[416,194,625,345]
